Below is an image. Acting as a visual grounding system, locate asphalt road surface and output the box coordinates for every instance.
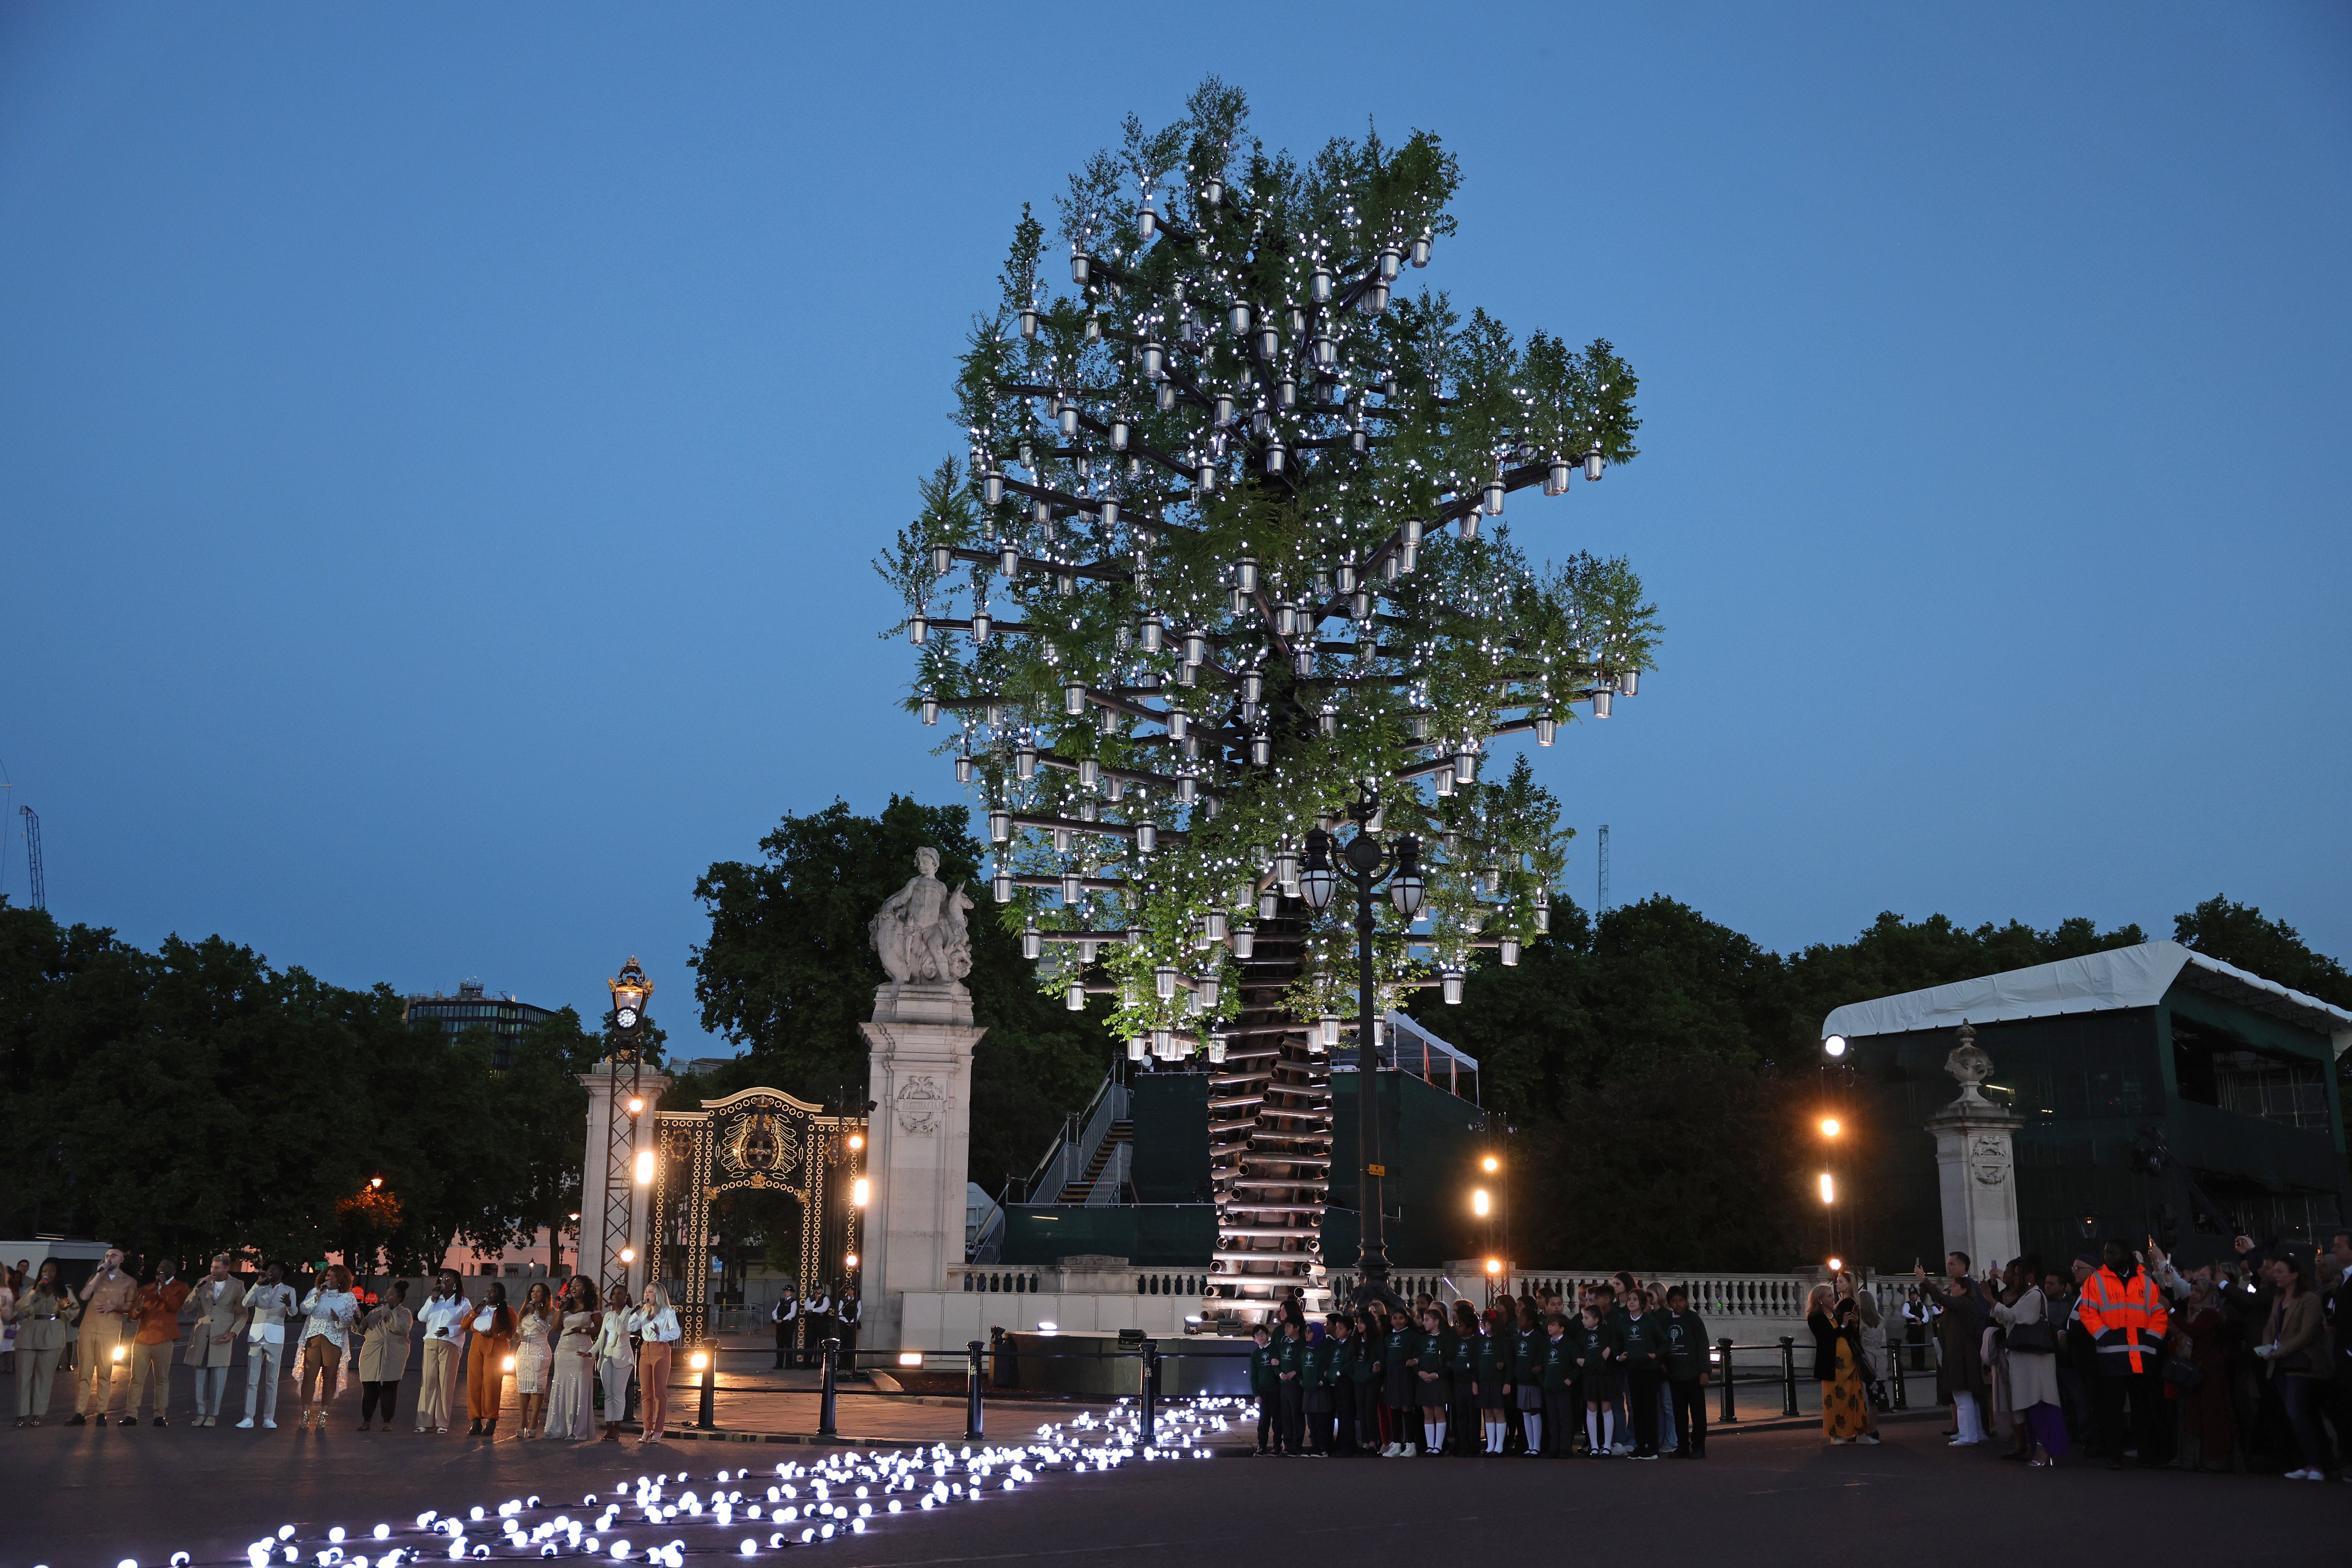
[2,1412,2339,1568]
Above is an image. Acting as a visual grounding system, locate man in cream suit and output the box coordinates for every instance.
[236,1263,299,1429]
[71,1248,136,1426]
[183,1254,249,1428]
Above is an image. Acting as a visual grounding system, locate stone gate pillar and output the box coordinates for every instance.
[579,1062,670,1305]
[1924,1023,2022,1269]
[858,983,986,1351]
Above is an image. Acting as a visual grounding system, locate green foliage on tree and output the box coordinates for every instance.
[1427,897,2160,1267]
[877,79,1659,1058]
[0,904,600,1273]
[689,795,1117,1191]
[2172,895,2352,1010]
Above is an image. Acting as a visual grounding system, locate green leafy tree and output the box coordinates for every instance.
[691,795,1116,1186]
[875,78,1659,1058]
[2172,896,2352,1010]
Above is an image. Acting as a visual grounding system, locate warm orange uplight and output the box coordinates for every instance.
[1471,1189,1491,1217]
[1828,1256,1844,1272]
[1818,1173,1836,1205]
[1481,1155,1499,1173]
[369,1176,384,1190]
[690,1351,708,1372]
[844,1252,859,1270]
[626,1096,645,1116]
[502,1355,515,1372]
[619,1247,636,1265]
[848,1134,864,1151]
[1819,1117,1841,1138]
[1485,1258,1502,1276]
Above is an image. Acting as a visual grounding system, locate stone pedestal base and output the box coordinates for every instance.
[860,983,985,1351]
[1926,1098,2023,1269]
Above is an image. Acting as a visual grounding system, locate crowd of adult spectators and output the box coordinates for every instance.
[1899,1231,2350,1478]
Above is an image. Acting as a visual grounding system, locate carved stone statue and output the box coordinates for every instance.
[869,847,974,988]
[1944,1021,1995,1105]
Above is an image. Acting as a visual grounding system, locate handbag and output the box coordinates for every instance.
[2161,1357,2207,1392]
[2005,1319,2060,1354]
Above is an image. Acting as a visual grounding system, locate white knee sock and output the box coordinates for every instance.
[1586,1411,1600,1451]
[1524,1413,1543,1452]
[1485,1420,1501,1453]
[1429,1417,1446,1451]
[1602,1410,1616,1450]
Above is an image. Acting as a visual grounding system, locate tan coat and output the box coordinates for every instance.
[12,1287,75,1354]
[358,1304,416,1383]
[183,1276,248,1368]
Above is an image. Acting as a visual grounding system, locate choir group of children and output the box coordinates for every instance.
[1245,1275,1714,1460]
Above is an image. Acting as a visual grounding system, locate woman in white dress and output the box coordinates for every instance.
[509,1283,555,1438]
[545,1276,601,1440]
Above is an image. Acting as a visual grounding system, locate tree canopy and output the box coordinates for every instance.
[689,795,1116,1192]
[0,904,599,1272]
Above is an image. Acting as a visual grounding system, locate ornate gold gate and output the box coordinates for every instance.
[648,1087,864,1345]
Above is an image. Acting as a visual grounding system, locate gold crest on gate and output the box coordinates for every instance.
[720,1111,797,1183]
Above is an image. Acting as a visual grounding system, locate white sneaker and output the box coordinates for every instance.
[1856,1434,1881,1445]
[1378,1441,1399,1457]
[2285,1468,2319,1481]
[236,1418,254,1429]
[262,1418,277,1429]
[1400,1442,1417,1456]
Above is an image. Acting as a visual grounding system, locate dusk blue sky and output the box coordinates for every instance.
[4,4,2346,1056]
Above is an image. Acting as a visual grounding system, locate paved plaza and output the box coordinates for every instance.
[4,1348,2340,1568]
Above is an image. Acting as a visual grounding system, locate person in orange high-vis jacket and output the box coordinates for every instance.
[2077,1238,2169,1467]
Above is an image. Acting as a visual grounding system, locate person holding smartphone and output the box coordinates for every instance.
[413,1272,470,1434]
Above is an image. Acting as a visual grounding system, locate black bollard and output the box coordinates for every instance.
[696,1343,717,1430]
[1778,1336,1798,1418]
[1717,1338,1736,1425]
[965,1339,985,1441]
[818,1338,840,1437]
[1139,1338,1158,1447]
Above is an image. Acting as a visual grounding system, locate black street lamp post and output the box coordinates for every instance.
[1300,795,1424,1305]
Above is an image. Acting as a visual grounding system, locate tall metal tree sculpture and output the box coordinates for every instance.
[880,81,1661,1318]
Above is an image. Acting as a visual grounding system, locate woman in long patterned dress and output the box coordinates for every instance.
[510,1283,555,1439]
[1808,1284,1877,1443]
[546,1276,601,1441]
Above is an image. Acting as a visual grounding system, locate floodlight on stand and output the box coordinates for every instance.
[1823,1035,1849,1060]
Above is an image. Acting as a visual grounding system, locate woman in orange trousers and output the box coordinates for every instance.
[464,1282,515,1438]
